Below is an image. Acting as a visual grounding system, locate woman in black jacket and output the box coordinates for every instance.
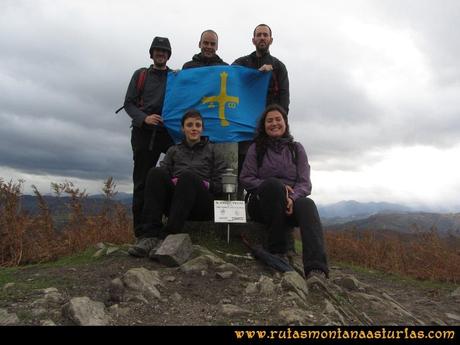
[128,109,227,257]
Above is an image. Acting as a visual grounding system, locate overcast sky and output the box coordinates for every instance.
[1,0,459,210]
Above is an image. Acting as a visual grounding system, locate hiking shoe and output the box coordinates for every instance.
[148,239,164,260]
[305,269,327,280]
[128,237,159,257]
[274,253,289,264]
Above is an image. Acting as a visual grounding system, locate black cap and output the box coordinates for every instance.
[149,37,172,58]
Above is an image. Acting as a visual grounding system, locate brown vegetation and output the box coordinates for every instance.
[325,228,460,284]
[1,177,459,283]
[0,177,133,267]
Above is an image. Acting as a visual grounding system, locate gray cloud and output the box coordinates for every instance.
[0,0,459,206]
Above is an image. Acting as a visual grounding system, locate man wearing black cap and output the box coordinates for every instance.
[123,37,175,257]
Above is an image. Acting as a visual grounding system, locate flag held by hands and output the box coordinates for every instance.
[163,65,271,143]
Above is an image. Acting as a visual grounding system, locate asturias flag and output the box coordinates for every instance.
[162,65,271,143]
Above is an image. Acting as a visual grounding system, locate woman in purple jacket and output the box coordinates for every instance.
[240,104,329,279]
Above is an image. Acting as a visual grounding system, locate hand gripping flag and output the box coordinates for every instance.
[162,65,271,143]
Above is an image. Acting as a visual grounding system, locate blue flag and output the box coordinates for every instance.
[163,65,271,143]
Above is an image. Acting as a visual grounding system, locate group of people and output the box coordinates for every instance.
[122,24,329,279]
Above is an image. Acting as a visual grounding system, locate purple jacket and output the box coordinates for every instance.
[240,140,312,201]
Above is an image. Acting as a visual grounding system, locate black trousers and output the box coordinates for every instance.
[131,126,174,237]
[139,168,214,238]
[247,177,329,276]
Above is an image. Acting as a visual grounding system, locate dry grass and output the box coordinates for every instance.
[325,228,460,283]
[0,177,133,267]
[2,176,459,284]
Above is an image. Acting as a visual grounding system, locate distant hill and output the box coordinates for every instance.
[318,200,412,223]
[325,212,460,234]
[88,192,132,202]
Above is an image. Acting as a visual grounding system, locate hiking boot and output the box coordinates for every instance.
[148,239,164,260]
[305,269,327,280]
[128,237,159,257]
[274,253,289,264]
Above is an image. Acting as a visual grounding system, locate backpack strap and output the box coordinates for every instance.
[136,67,148,108]
[269,56,280,98]
[115,67,148,114]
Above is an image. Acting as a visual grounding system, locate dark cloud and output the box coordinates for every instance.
[0,1,459,207]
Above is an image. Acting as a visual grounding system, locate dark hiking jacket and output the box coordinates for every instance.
[233,51,289,113]
[160,137,227,195]
[182,53,228,69]
[124,65,170,129]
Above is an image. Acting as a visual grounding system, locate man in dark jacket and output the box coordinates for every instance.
[232,24,290,184]
[232,24,289,113]
[182,30,228,69]
[123,36,175,247]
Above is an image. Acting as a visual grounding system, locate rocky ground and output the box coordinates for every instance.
[0,236,459,326]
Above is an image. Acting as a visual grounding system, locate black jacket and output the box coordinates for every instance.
[160,137,228,195]
[182,53,228,69]
[233,51,289,113]
[124,65,170,128]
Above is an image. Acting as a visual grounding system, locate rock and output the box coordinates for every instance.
[126,294,149,304]
[164,275,176,282]
[108,304,130,317]
[122,268,162,300]
[221,304,252,317]
[106,247,120,255]
[279,308,310,324]
[93,248,106,258]
[216,263,242,273]
[63,297,111,326]
[245,283,258,295]
[335,275,361,291]
[0,308,19,325]
[40,319,56,326]
[180,256,209,273]
[285,291,308,309]
[323,299,345,325]
[202,254,226,265]
[450,287,460,298]
[45,291,65,305]
[281,271,309,300]
[31,307,47,317]
[152,233,193,266]
[95,242,106,250]
[109,278,125,302]
[216,271,233,279]
[354,292,385,303]
[306,274,329,291]
[180,254,226,273]
[258,276,276,296]
[445,313,460,322]
[192,245,216,257]
[170,292,183,302]
[41,287,59,294]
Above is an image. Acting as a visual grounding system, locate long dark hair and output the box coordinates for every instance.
[254,104,295,167]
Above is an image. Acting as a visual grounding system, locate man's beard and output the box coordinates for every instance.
[256,44,269,54]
